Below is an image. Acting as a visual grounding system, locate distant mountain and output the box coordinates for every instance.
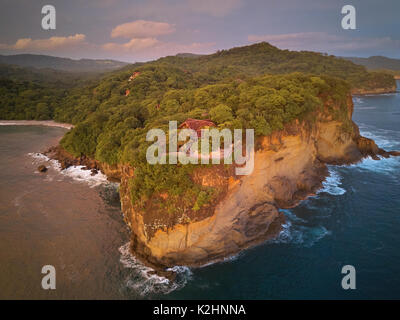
[0,54,129,73]
[0,63,104,88]
[343,56,400,73]
[175,53,204,58]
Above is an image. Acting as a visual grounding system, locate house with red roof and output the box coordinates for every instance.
[178,118,216,137]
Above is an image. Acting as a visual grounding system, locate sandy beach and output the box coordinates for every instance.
[0,120,74,129]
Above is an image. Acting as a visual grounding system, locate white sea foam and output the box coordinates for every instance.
[318,168,346,196]
[271,210,331,247]
[60,165,109,188]
[358,124,400,149]
[197,252,241,269]
[28,152,61,170]
[119,242,192,296]
[351,156,399,176]
[355,106,376,110]
[28,152,112,188]
[350,124,400,175]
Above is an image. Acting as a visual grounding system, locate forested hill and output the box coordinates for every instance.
[343,56,400,75]
[0,54,128,73]
[1,42,396,122]
[0,64,104,87]
[159,42,395,92]
[1,41,396,208]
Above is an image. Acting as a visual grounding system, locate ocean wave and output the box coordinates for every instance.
[318,168,346,196]
[28,152,113,188]
[270,210,331,247]
[350,124,400,175]
[358,124,400,150]
[355,106,376,110]
[28,152,61,170]
[60,165,109,188]
[353,97,364,105]
[350,156,399,176]
[119,242,192,296]
[197,253,241,269]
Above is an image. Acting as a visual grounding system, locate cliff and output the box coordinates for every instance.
[46,95,399,273]
[104,96,399,270]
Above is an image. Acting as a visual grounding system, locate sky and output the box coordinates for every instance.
[0,0,399,62]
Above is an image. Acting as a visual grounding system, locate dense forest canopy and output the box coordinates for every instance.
[0,42,396,209]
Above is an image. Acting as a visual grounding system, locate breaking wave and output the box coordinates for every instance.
[355,106,376,110]
[29,152,60,169]
[60,165,109,188]
[271,210,331,247]
[118,243,192,296]
[350,124,400,175]
[358,124,400,150]
[318,168,346,196]
[28,152,112,188]
[353,97,364,105]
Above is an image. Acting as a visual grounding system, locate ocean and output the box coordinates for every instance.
[0,84,399,299]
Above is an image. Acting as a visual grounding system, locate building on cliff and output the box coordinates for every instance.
[178,118,216,137]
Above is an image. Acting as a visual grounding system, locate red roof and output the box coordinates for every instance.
[178,118,216,136]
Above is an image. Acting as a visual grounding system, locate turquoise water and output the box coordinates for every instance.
[161,86,400,299]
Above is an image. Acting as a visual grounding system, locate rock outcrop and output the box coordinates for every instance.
[46,94,400,272]
[37,165,47,173]
[114,95,399,270]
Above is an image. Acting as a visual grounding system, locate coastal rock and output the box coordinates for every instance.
[46,95,400,271]
[37,165,47,173]
[116,94,400,269]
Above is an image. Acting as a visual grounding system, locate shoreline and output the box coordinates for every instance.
[41,121,400,274]
[351,88,397,95]
[0,120,74,130]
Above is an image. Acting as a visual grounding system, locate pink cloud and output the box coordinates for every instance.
[103,37,160,52]
[111,20,175,39]
[0,34,87,51]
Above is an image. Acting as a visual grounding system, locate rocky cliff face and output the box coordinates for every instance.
[46,95,399,272]
[112,95,399,270]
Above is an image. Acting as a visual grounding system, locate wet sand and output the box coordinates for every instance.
[0,120,74,130]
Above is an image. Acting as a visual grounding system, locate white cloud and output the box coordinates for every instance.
[103,37,160,52]
[0,34,87,51]
[248,32,400,53]
[104,18,216,60]
[111,20,175,39]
